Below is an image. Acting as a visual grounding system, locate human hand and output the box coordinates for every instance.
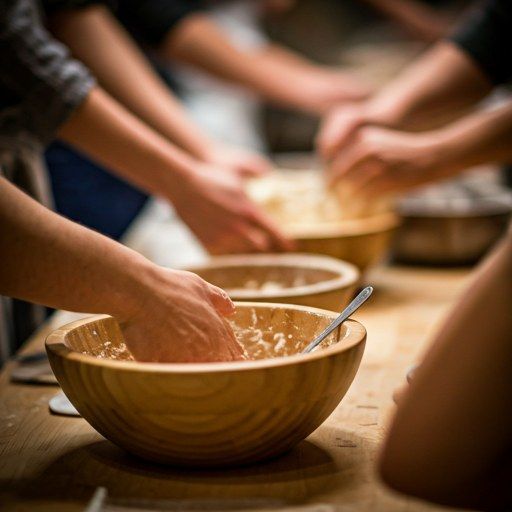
[325,126,446,199]
[204,144,272,179]
[317,103,373,161]
[172,163,293,254]
[286,69,371,116]
[121,267,244,363]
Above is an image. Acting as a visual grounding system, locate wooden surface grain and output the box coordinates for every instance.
[0,265,472,512]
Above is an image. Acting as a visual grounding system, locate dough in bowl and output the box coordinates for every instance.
[247,170,391,232]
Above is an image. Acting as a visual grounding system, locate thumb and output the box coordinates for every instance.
[207,284,236,316]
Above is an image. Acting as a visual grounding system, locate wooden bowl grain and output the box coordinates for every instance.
[46,303,366,467]
[186,254,359,311]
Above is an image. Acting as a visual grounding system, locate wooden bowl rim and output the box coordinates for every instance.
[45,302,366,373]
[185,253,359,300]
[289,212,401,239]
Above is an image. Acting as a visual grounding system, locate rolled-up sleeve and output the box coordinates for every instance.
[117,0,202,46]
[450,0,512,86]
[0,0,96,144]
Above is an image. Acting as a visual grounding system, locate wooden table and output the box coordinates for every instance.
[0,265,472,512]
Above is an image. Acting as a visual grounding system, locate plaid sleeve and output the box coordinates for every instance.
[0,0,95,144]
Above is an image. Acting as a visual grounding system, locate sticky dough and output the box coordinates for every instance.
[247,170,390,231]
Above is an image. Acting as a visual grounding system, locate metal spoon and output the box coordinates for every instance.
[302,286,373,354]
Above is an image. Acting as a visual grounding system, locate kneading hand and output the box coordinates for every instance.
[204,144,272,179]
[121,268,245,363]
[316,103,373,161]
[172,163,293,254]
[325,126,446,199]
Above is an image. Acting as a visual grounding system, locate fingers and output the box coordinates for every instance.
[247,207,296,252]
[239,155,273,178]
[207,206,294,255]
[220,317,246,361]
[317,107,362,161]
[327,143,374,186]
[207,283,235,316]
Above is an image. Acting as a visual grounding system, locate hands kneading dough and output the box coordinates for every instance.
[247,169,391,230]
[172,165,294,255]
[121,269,245,363]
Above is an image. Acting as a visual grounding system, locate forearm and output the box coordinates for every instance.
[49,6,216,160]
[364,41,492,130]
[380,232,512,509]
[166,14,320,109]
[432,100,512,174]
[58,85,196,202]
[0,178,155,321]
[360,0,451,42]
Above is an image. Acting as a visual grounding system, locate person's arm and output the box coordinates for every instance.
[47,5,270,177]
[0,177,243,363]
[360,0,452,42]
[162,13,369,115]
[58,86,291,254]
[379,230,512,510]
[0,0,287,253]
[325,99,512,197]
[317,41,492,160]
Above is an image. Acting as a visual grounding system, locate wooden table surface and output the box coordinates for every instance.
[0,265,473,512]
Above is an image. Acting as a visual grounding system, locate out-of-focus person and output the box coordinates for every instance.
[317,0,512,200]
[379,225,512,510]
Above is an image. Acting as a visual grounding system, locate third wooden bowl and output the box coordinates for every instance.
[46,303,366,467]
[186,253,359,311]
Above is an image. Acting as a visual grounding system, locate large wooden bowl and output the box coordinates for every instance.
[186,254,359,311]
[46,303,366,467]
[247,171,400,272]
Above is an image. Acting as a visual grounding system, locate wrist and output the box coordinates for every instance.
[418,130,460,178]
[364,98,407,129]
[153,145,204,200]
[107,252,164,325]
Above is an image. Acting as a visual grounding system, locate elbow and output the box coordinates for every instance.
[377,446,484,510]
[378,446,421,498]
[377,444,449,507]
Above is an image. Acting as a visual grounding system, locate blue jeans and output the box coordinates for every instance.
[46,141,148,240]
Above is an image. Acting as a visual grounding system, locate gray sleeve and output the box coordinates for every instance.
[0,0,96,144]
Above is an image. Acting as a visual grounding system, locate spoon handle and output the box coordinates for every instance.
[302,286,373,354]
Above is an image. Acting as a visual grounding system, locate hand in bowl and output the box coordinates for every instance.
[172,163,293,254]
[204,144,272,179]
[324,126,446,199]
[317,103,371,161]
[121,268,244,363]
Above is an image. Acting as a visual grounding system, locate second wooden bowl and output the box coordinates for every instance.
[186,254,359,311]
[292,214,400,272]
[46,303,366,467]
[247,170,400,272]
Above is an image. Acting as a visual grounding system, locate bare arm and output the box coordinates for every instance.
[0,178,242,363]
[379,231,512,510]
[360,0,452,42]
[48,5,217,161]
[165,13,368,115]
[368,41,492,129]
[58,86,290,254]
[318,41,492,159]
[326,98,512,197]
